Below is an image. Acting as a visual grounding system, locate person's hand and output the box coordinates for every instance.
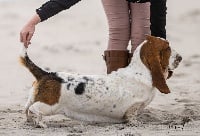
[20,23,35,48]
[20,14,41,48]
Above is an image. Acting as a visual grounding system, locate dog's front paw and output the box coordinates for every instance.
[26,116,34,123]
[34,121,48,128]
[25,113,35,125]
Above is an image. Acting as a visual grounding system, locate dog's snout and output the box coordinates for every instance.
[176,54,182,62]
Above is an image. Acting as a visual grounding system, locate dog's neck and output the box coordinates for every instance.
[110,41,152,87]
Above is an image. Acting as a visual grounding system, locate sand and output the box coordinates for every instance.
[0,0,200,135]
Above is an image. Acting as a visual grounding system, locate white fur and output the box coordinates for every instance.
[26,41,181,126]
[20,46,27,58]
[57,41,155,123]
[169,49,181,70]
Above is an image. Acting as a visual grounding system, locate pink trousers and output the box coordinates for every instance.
[101,0,150,52]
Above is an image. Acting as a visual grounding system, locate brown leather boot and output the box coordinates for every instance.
[103,50,132,74]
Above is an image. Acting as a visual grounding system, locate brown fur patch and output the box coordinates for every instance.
[140,35,171,94]
[32,81,37,87]
[33,76,61,105]
[20,53,64,105]
[19,56,26,67]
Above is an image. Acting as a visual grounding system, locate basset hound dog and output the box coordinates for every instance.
[19,35,182,128]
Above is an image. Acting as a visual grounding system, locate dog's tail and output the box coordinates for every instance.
[19,46,48,81]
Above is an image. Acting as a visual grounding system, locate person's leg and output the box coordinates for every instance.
[102,0,132,74]
[150,0,167,39]
[101,0,130,50]
[130,2,150,52]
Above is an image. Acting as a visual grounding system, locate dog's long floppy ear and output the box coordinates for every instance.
[141,35,170,94]
[149,56,170,94]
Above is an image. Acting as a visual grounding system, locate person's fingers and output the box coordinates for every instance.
[22,32,33,47]
[20,32,23,42]
[20,31,27,43]
[20,32,28,47]
[21,31,28,44]
[25,33,30,47]
[27,32,34,43]
[25,32,33,48]
[25,41,31,48]
[20,23,35,47]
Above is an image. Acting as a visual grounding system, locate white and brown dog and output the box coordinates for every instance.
[20,35,182,128]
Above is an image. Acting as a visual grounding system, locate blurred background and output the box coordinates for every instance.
[0,0,200,113]
[0,0,200,135]
[0,0,200,114]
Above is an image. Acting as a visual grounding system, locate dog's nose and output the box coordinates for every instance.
[176,54,182,62]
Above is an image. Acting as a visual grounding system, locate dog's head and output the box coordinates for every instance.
[140,35,182,94]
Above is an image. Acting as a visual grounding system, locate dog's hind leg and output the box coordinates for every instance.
[25,104,34,123]
[28,102,53,128]
[25,87,36,123]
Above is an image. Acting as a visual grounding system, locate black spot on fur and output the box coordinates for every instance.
[67,83,71,90]
[86,95,92,99]
[97,79,105,85]
[83,76,90,81]
[106,87,109,90]
[50,72,64,82]
[136,72,142,75]
[113,104,116,108]
[67,77,75,81]
[75,82,85,95]
[83,76,94,84]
